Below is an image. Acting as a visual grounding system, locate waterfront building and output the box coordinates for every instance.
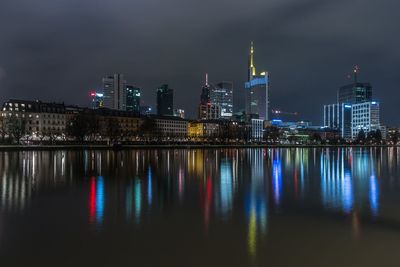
[245,42,269,121]
[1,99,66,137]
[250,118,264,140]
[323,103,352,139]
[126,85,141,114]
[94,108,142,137]
[188,121,220,139]
[212,82,233,118]
[380,125,387,140]
[188,122,203,138]
[153,116,187,138]
[102,73,127,111]
[351,101,380,138]
[157,84,174,116]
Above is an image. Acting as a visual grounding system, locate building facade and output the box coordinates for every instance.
[323,103,352,139]
[338,82,372,104]
[1,99,66,137]
[250,118,264,140]
[212,82,233,118]
[126,85,141,113]
[351,101,380,138]
[153,116,188,138]
[188,121,220,139]
[199,103,221,120]
[94,108,142,138]
[102,73,127,110]
[157,84,174,116]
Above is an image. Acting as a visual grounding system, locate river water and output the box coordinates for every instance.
[0,148,399,266]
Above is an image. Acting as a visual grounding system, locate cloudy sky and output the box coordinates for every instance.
[1,0,399,124]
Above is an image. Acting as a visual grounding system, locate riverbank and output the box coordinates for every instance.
[0,143,397,151]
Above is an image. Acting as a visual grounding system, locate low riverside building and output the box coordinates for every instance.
[188,120,220,139]
[95,108,143,137]
[152,116,188,138]
[65,106,143,141]
[1,99,144,142]
[250,118,264,140]
[1,99,66,137]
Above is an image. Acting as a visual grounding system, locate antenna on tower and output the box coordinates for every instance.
[205,73,209,86]
[353,65,360,83]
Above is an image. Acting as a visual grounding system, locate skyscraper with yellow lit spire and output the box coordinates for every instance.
[245,42,269,121]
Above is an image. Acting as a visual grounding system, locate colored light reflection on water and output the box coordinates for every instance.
[272,157,282,206]
[219,159,233,219]
[369,175,379,216]
[96,176,105,226]
[0,148,398,267]
[147,166,152,206]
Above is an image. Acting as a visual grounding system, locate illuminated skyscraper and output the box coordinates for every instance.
[126,85,141,114]
[245,42,269,121]
[198,74,221,120]
[157,84,174,116]
[90,91,104,109]
[212,81,233,118]
[200,73,211,105]
[102,73,127,110]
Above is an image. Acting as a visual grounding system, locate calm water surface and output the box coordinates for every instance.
[1,148,400,266]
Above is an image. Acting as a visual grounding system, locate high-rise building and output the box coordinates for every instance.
[245,42,269,121]
[338,66,372,104]
[157,84,174,116]
[102,73,127,110]
[126,85,141,113]
[338,83,372,104]
[323,103,352,139]
[90,92,104,109]
[173,109,185,119]
[199,103,221,120]
[198,74,221,120]
[351,101,380,138]
[212,81,233,118]
[200,73,211,105]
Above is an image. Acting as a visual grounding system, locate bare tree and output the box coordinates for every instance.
[105,118,121,144]
[0,116,9,144]
[8,117,27,144]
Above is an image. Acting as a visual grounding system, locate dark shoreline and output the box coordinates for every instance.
[0,144,397,151]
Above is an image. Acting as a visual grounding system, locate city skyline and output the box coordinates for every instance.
[1,0,399,125]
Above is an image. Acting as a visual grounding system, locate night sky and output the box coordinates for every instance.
[1,0,399,125]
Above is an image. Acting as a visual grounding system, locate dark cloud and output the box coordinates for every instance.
[0,0,399,125]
